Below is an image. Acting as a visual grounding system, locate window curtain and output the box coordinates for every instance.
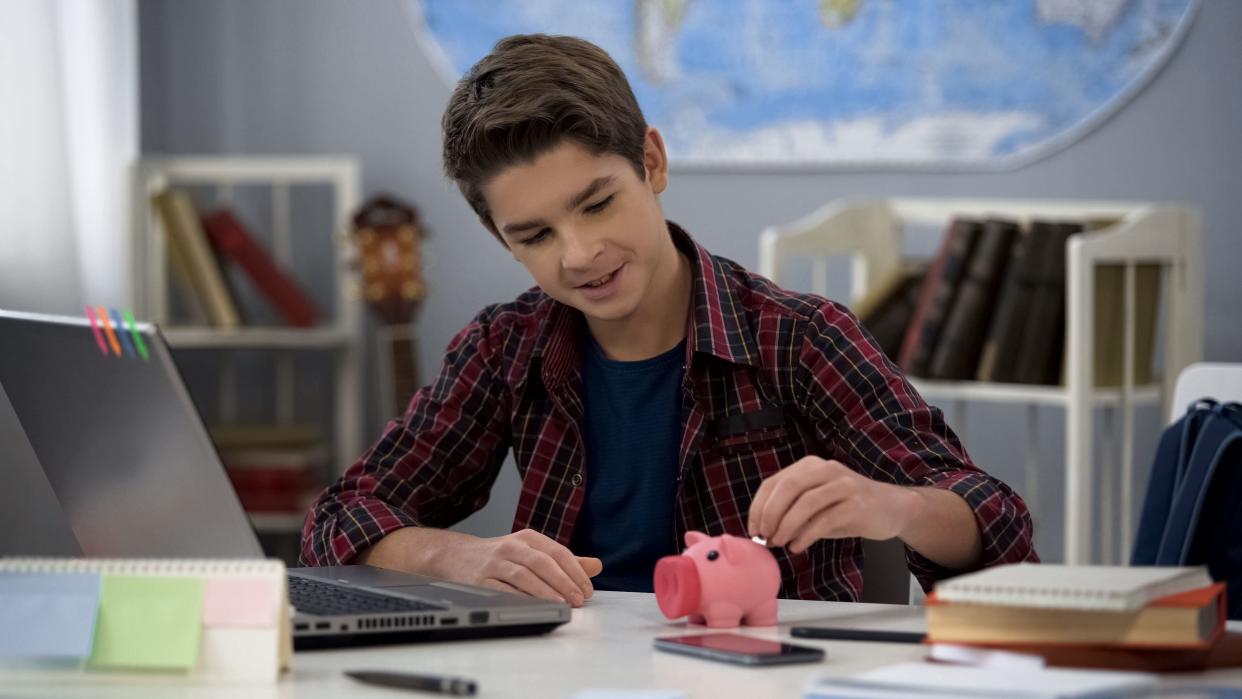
[0,0,137,315]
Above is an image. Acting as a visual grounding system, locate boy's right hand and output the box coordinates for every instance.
[359,527,601,607]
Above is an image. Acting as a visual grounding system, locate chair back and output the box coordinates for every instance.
[861,538,912,605]
[1170,362,1242,422]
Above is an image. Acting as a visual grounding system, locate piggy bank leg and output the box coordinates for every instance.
[703,604,744,628]
[741,597,778,626]
[688,613,707,625]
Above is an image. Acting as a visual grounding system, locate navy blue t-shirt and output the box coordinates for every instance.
[570,335,684,592]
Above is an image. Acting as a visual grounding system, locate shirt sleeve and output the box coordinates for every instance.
[300,307,512,566]
[795,300,1038,592]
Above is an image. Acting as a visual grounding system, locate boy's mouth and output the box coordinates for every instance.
[574,264,626,300]
[580,271,615,288]
[577,266,622,289]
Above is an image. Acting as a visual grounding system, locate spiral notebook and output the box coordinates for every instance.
[0,558,290,684]
[934,563,1214,611]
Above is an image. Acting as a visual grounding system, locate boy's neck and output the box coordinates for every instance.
[585,241,692,362]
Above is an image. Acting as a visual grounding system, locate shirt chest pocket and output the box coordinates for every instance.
[706,405,790,461]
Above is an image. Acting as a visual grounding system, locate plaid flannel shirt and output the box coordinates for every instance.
[302,223,1038,600]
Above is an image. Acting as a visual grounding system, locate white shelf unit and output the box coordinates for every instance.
[131,156,365,532]
[247,513,308,536]
[759,198,1203,565]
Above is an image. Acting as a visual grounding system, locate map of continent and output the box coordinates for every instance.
[409,0,1197,168]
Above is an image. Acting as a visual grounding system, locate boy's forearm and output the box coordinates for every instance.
[356,526,474,577]
[896,486,983,571]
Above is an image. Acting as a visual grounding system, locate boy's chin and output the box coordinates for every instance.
[563,295,638,324]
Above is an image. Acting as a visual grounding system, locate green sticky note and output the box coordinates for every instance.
[88,575,204,672]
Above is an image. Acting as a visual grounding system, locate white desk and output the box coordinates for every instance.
[9,593,1242,697]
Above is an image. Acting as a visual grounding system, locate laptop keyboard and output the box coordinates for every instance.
[288,575,448,617]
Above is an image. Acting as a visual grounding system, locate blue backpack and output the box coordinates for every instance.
[1132,400,1242,619]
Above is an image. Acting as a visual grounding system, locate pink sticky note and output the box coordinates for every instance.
[203,577,277,628]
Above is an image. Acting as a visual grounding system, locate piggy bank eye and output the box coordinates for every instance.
[706,550,719,561]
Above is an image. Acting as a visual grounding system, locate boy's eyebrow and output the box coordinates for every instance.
[501,175,616,235]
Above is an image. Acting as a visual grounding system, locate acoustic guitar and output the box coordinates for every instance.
[350,195,426,418]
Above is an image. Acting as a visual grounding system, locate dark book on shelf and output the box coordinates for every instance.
[976,224,1036,383]
[1015,221,1084,385]
[857,263,928,364]
[897,218,983,377]
[201,209,321,327]
[221,443,328,514]
[928,218,1020,380]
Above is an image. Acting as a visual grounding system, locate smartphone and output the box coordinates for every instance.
[653,633,825,666]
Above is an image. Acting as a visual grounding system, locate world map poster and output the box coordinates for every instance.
[409,0,1198,169]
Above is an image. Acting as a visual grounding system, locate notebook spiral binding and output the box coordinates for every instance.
[0,558,285,577]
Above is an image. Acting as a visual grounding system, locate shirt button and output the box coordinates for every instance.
[571,473,583,487]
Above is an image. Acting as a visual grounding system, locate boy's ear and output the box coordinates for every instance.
[643,127,669,195]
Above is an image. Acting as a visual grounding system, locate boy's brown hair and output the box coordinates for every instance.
[441,34,648,233]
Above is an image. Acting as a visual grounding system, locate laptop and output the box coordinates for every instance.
[0,309,570,649]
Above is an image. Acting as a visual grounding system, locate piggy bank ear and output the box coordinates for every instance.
[718,534,740,563]
[684,531,708,548]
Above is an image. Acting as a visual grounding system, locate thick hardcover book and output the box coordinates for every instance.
[928,218,1020,380]
[944,631,1242,673]
[976,223,1041,382]
[200,209,320,328]
[151,190,242,328]
[857,263,928,363]
[1015,221,1082,384]
[897,218,983,377]
[162,219,211,325]
[927,582,1226,648]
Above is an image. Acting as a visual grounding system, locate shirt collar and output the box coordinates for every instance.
[532,221,761,390]
[672,222,761,369]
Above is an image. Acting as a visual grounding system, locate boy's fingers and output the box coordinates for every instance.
[525,534,595,597]
[577,556,604,577]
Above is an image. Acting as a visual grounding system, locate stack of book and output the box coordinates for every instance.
[927,563,1239,672]
[150,188,320,328]
[857,217,1161,387]
[210,423,327,517]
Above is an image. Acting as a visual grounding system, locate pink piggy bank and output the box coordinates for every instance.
[653,531,780,627]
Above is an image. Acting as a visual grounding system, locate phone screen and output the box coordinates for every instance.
[654,633,825,666]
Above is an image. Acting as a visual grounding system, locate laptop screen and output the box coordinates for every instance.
[0,310,263,558]
[0,380,82,556]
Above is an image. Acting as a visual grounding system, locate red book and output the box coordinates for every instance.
[200,209,319,327]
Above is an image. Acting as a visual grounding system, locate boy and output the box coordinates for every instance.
[302,34,1037,605]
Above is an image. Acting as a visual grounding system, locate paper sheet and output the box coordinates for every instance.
[0,571,101,659]
[88,575,204,671]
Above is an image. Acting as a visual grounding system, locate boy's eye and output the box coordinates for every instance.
[583,195,613,215]
[521,228,551,245]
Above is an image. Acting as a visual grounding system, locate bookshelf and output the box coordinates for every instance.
[131,156,364,536]
[759,198,1203,565]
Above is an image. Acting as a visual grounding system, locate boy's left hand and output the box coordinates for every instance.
[747,457,918,554]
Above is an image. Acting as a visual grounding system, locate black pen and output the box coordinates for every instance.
[346,670,478,696]
[791,626,925,644]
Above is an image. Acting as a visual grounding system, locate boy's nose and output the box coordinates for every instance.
[561,231,604,272]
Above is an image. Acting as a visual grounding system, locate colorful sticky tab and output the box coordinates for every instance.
[95,305,122,357]
[84,307,109,356]
[203,577,278,628]
[0,571,101,659]
[109,309,135,358]
[88,575,204,671]
[123,310,149,360]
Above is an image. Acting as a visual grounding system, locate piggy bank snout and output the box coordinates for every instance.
[654,555,701,620]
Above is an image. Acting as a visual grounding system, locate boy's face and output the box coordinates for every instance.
[481,129,674,325]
